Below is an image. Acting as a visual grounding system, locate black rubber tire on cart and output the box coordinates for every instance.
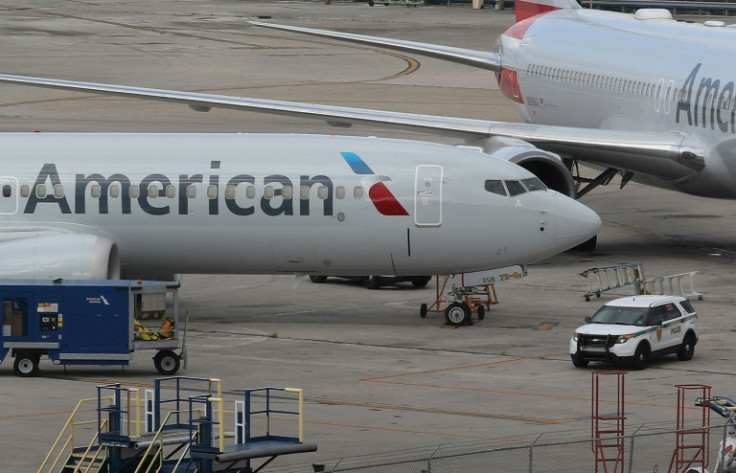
[445,302,470,326]
[154,350,181,375]
[477,305,485,321]
[419,303,428,318]
[14,353,40,377]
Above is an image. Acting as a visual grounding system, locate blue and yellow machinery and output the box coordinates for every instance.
[0,279,184,376]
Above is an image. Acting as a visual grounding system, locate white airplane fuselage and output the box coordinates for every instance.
[0,133,599,279]
[498,8,736,197]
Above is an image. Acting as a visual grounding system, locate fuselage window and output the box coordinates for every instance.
[521,178,546,192]
[91,184,101,198]
[20,185,29,198]
[264,186,274,200]
[166,185,176,199]
[54,184,64,199]
[336,186,346,199]
[148,184,159,199]
[225,185,237,200]
[110,184,120,198]
[36,184,47,199]
[246,186,256,199]
[505,180,527,196]
[130,185,140,199]
[317,186,329,200]
[282,185,293,200]
[300,186,310,200]
[354,186,364,199]
[206,185,217,200]
[186,185,197,199]
[2,185,10,198]
[484,180,507,196]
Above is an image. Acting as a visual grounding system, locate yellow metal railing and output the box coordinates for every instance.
[37,397,112,473]
[285,388,304,442]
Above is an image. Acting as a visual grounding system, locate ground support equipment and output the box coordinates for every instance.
[580,263,645,301]
[640,271,703,300]
[591,370,626,473]
[0,279,185,377]
[667,384,711,473]
[692,394,736,473]
[419,266,525,326]
[38,376,316,473]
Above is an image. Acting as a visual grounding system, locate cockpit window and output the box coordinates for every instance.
[484,180,507,196]
[505,180,527,196]
[522,178,546,192]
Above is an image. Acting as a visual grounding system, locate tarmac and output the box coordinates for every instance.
[1,1,736,471]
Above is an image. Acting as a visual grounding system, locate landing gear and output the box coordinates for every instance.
[363,276,382,290]
[445,302,471,326]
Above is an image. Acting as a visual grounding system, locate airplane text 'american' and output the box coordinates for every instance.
[677,63,736,134]
[25,162,336,216]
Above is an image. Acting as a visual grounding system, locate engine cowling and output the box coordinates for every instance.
[467,136,577,198]
[0,233,120,279]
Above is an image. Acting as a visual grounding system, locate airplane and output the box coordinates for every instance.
[0,132,599,282]
[0,0,727,212]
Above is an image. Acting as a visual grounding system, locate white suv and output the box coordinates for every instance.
[570,295,698,370]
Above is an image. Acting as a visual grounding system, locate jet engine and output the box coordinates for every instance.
[0,233,120,280]
[467,136,577,198]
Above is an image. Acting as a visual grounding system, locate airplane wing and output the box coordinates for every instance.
[0,73,705,182]
[248,21,501,72]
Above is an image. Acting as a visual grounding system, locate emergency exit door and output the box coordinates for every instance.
[414,165,443,226]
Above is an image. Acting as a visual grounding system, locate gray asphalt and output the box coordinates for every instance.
[1,1,735,471]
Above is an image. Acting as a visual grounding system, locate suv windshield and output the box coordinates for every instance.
[590,306,649,326]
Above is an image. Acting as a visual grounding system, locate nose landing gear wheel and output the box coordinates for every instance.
[445,302,471,326]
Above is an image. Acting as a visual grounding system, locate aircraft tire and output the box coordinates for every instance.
[445,302,470,326]
[410,276,432,288]
[364,276,382,290]
[309,275,328,284]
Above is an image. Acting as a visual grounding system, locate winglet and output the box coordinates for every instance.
[515,0,581,22]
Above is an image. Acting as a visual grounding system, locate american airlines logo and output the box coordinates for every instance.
[340,152,408,216]
[677,63,736,134]
[21,155,408,217]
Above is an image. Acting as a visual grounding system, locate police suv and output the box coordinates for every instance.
[570,295,698,370]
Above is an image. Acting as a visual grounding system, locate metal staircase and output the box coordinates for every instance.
[39,377,316,473]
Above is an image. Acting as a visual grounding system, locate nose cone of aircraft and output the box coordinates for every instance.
[554,194,601,251]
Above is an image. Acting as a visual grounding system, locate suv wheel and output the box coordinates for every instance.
[632,343,650,370]
[677,333,696,361]
[571,352,588,368]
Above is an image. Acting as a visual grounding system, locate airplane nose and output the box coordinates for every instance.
[553,193,601,250]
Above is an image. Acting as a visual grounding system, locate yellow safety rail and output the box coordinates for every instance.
[285,388,304,442]
[133,410,182,473]
[37,397,113,473]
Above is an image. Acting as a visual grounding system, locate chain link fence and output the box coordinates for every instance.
[269,422,735,473]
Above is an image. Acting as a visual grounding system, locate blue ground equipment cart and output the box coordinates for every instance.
[0,279,184,377]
